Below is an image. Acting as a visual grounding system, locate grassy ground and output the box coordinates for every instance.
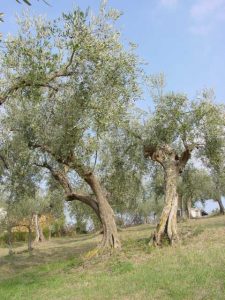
[0,215,225,300]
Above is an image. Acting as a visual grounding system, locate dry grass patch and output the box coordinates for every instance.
[0,216,225,299]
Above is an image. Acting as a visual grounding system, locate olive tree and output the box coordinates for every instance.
[142,77,225,245]
[0,132,48,251]
[201,129,225,214]
[178,165,214,218]
[1,3,141,250]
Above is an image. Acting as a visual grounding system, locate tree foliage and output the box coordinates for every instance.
[0,3,142,250]
[141,75,225,245]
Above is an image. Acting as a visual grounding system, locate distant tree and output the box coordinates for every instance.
[0,130,50,250]
[201,128,225,214]
[0,195,36,254]
[32,194,50,243]
[0,199,18,255]
[178,166,214,218]
[12,197,35,253]
[69,201,92,233]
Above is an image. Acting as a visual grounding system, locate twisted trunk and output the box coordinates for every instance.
[61,156,121,250]
[34,150,120,250]
[153,165,179,246]
[144,144,194,246]
[33,214,45,243]
[85,174,121,249]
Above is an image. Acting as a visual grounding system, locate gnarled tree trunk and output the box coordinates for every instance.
[144,143,194,247]
[33,214,46,243]
[216,198,225,215]
[34,151,120,251]
[85,174,121,250]
[44,162,120,250]
[153,165,179,246]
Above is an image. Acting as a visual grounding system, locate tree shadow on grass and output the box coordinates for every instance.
[123,224,155,232]
[0,225,156,280]
[52,233,99,245]
[0,234,100,280]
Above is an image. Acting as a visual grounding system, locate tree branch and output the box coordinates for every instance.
[0,49,76,105]
[34,161,100,217]
[0,154,9,170]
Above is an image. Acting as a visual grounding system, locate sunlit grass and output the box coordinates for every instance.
[0,216,225,299]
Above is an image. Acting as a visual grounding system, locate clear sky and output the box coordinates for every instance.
[1,0,225,211]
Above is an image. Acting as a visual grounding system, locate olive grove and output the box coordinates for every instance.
[0,3,224,256]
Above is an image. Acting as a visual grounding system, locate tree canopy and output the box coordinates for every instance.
[0,3,224,255]
[142,76,225,245]
[0,3,142,250]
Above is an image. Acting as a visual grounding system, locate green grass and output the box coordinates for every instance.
[1,216,225,299]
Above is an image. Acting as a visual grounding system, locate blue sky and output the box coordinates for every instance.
[1,0,225,104]
[1,0,225,211]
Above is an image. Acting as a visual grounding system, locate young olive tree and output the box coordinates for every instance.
[0,133,48,251]
[1,3,141,250]
[142,77,225,245]
[178,166,214,218]
[201,130,225,214]
[210,169,225,214]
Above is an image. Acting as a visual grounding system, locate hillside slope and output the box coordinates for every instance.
[0,216,225,300]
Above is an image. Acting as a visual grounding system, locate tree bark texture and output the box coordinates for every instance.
[49,165,120,250]
[144,144,194,246]
[33,214,46,243]
[35,147,121,251]
[153,165,179,245]
[84,173,121,250]
[216,198,225,215]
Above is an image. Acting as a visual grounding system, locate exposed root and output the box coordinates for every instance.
[84,234,121,260]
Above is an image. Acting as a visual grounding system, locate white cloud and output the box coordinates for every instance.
[160,0,179,8]
[189,0,225,35]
